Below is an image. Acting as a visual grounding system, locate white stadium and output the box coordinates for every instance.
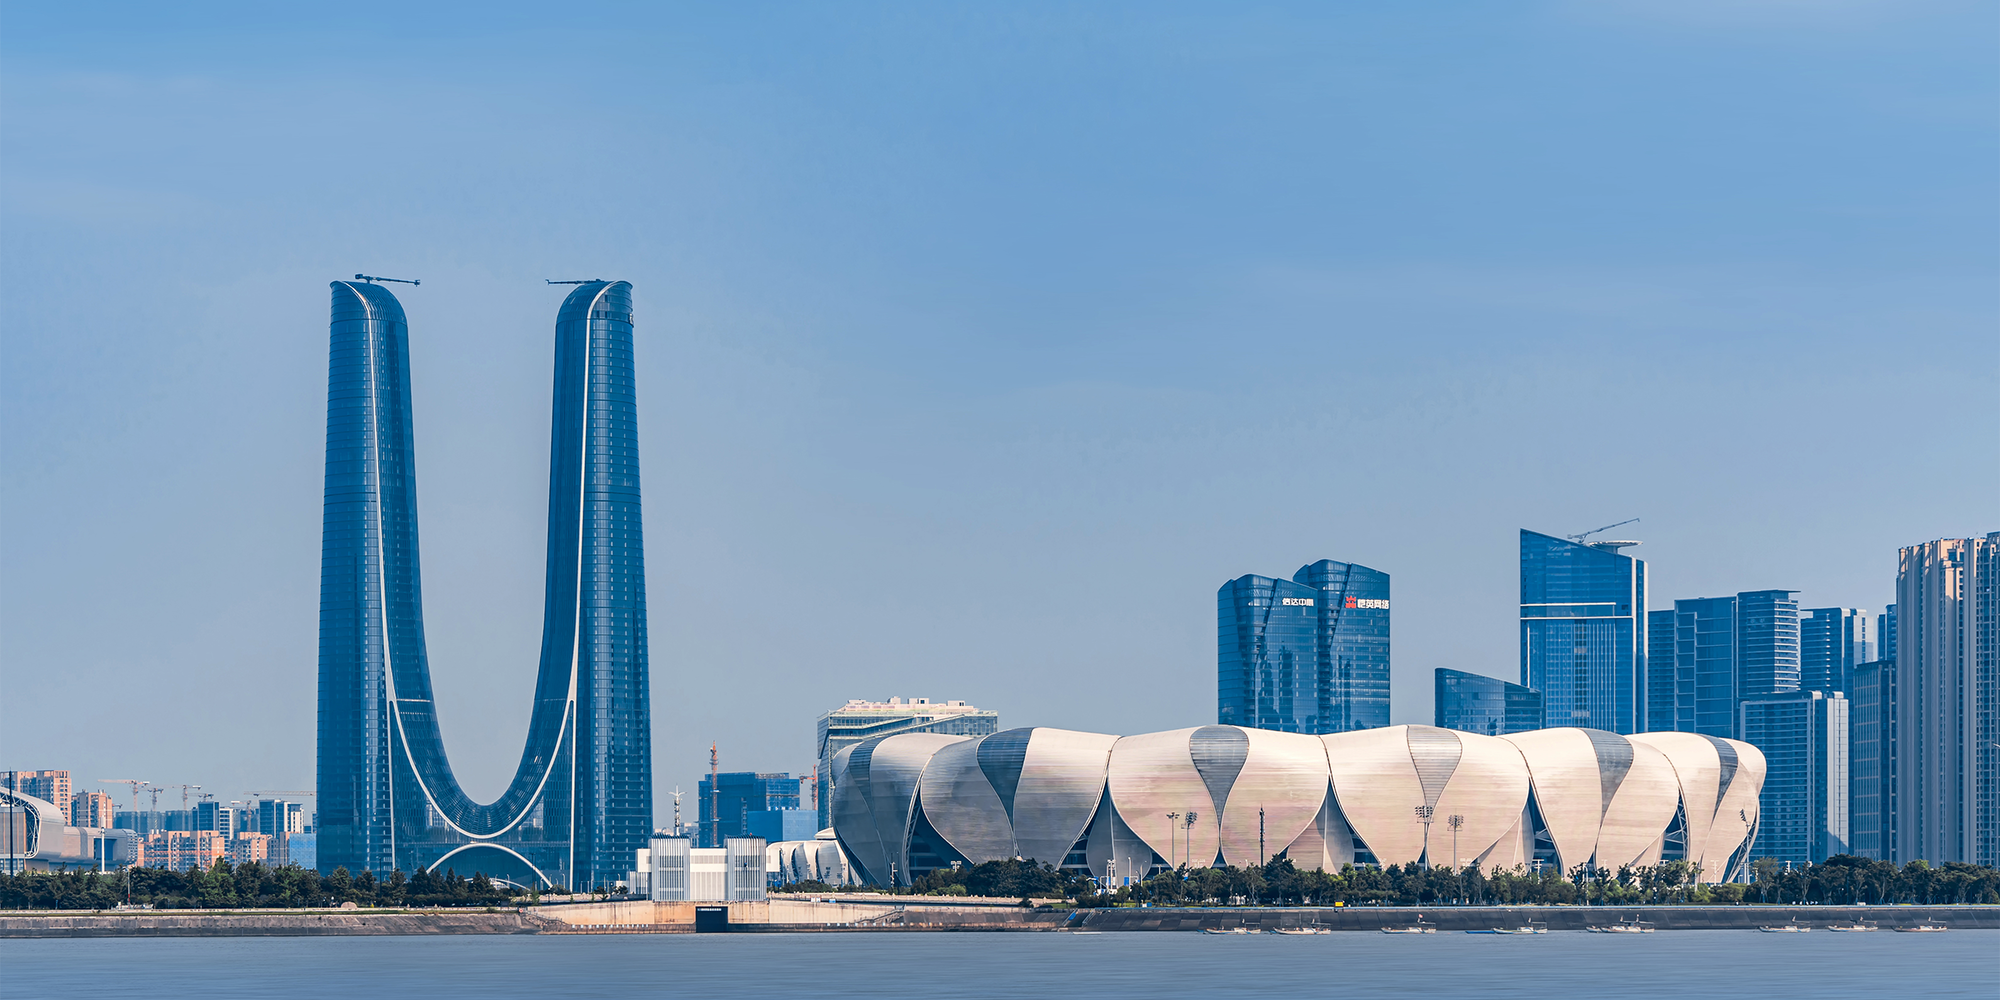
[830,725,1764,887]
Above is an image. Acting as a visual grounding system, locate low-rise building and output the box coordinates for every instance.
[635,837,765,901]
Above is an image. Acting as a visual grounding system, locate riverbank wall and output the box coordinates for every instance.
[3,902,1994,937]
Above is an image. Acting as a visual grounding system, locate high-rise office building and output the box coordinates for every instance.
[1892,533,1998,866]
[1434,668,1542,735]
[1740,691,1848,865]
[1849,658,1894,860]
[1219,560,1391,735]
[316,279,652,890]
[697,772,804,848]
[1647,590,1800,739]
[1520,530,1646,734]
[816,698,998,828]
[1800,608,1869,696]
[1877,605,1898,663]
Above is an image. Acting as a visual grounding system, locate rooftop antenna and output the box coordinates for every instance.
[672,788,684,837]
[354,274,420,285]
[545,279,604,285]
[709,744,720,849]
[1566,518,1639,546]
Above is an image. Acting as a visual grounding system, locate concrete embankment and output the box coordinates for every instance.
[0,910,544,938]
[3,901,1994,937]
[1066,904,2000,933]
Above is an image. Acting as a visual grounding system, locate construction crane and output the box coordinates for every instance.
[161,784,201,812]
[246,790,313,799]
[1567,518,1639,545]
[101,780,147,815]
[354,273,419,285]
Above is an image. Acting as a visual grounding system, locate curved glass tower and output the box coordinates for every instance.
[316,280,652,890]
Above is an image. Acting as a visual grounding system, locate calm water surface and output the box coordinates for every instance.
[5,930,1993,999]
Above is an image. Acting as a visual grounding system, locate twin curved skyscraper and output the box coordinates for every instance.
[315,279,652,891]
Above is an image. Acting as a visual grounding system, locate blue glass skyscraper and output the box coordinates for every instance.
[316,279,652,891]
[1218,560,1389,733]
[1648,590,1799,738]
[1434,668,1542,735]
[1800,607,1869,695]
[1519,530,1646,734]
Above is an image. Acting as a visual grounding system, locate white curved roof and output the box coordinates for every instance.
[832,723,1763,886]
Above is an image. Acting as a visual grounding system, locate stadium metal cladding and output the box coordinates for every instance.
[830,725,1764,887]
[316,280,652,891]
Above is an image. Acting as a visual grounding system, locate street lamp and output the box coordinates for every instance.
[1166,813,1180,869]
[1414,806,1434,868]
[1447,814,1465,871]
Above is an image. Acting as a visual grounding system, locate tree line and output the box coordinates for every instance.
[777,854,2000,907]
[0,862,515,910]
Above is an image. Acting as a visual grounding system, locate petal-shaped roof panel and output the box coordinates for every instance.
[829,742,889,887]
[1595,738,1679,869]
[1429,731,1531,869]
[1189,725,1251,818]
[1626,732,1722,871]
[1323,726,1428,866]
[1218,729,1329,867]
[864,733,968,884]
[1501,728,1602,871]
[1281,790,1356,872]
[917,737,1014,864]
[1704,739,1766,882]
[1107,728,1217,868]
[1011,728,1118,868]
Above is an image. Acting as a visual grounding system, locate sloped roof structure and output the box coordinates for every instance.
[829,725,1762,887]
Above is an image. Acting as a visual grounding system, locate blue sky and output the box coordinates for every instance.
[2,1,1993,811]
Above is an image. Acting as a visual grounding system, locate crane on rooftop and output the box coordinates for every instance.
[1567,518,1639,545]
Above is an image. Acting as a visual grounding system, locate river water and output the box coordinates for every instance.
[5,929,1992,998]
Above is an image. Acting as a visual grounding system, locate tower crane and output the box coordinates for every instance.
[161,784,201,812]
[100,779,147,816]
[1566,518,1639,545]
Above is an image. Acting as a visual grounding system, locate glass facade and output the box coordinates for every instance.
[315,280,651,891]
[697,772,804,848]
[1218,560,1390,733]
[1740,691,1848,865]
[1519,530,1646,734]
[1648,591,1800,739]
[1849,658,1892,859]
[1800,607,1869,696]
[1433,668,1542,736]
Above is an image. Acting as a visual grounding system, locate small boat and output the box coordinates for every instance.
[1758,920,1809,933]
[1479,922,1548,935]
[1827,922,1876,933]
[1203,926,1253,935]
[1272,926,1331,935]
[1382,916,1434,934]
[1586,919,1654,934]
[1895,922,1949,933]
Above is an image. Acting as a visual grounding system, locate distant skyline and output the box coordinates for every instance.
[2,3,1994,817]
